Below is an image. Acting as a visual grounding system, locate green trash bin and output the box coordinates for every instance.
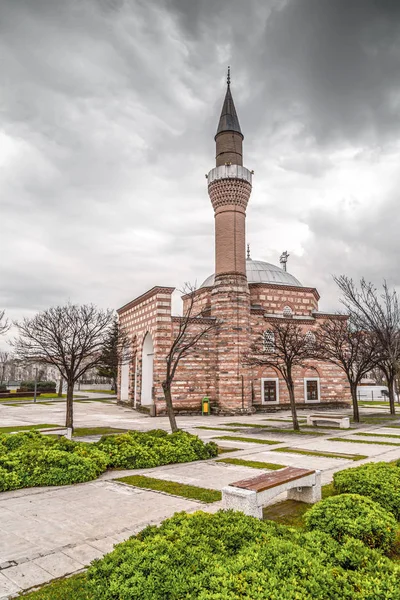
[202,396,210,416]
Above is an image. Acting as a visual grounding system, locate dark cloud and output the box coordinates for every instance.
[1,0,400,345]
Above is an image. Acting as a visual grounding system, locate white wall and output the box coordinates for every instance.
[141,332,154,405]
[120,362,130,401]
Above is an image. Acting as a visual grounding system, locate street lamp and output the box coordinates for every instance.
[33,366,38,403]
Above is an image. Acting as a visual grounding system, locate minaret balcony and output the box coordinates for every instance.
[207,164,252,186]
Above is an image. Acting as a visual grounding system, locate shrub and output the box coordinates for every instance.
[304,493,397,552]
[334,462,400,518]
[0,432,109,491]
[87,510,400,600]
[96,430,218,470]
[20,380,56,391]
[0,430,218,493]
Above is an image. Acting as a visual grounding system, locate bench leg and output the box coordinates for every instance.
[287,471,321,504]
[222,487,263,519]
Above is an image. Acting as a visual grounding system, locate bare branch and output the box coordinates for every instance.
[0,311,10,337]
[334,276,400,415]
[13,303,114,429]
[161,283,219,432]
[245,319,316,430]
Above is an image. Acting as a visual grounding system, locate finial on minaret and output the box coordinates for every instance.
[227,65,231,86]
[280,251,289,272]
[247,244,251,260]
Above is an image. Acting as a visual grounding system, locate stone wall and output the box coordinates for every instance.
[250,284,319,316]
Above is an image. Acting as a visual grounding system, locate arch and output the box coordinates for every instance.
[303,366,321,378]
[141,332,154,406]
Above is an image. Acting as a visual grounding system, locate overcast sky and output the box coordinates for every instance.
[2,0,400,342]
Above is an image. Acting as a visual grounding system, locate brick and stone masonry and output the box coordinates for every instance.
[117,72,351,414]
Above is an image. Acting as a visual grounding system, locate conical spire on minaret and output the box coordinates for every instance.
[215,66,243,139]
[214,67,244,167]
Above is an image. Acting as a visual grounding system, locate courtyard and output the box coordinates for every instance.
[1,398,400,598]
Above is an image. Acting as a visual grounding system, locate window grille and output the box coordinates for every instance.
[305,331,316,347]
[283,306,293,318]
[263,331,275,353]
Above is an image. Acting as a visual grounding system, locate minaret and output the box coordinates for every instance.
[208,68,253,413]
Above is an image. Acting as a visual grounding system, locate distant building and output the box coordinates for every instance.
[118,74,350,414]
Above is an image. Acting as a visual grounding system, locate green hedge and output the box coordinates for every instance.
[20,380,56,391]
[87,510,400,599]
[304,493,397,552]
[334,462,400,518]
[0,432,108,491]
[96,430,217,469]
[0,430,217,492]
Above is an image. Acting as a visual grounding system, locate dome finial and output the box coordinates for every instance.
[247,244,251,260]
[227,65,231,86]
[280,250,290,272]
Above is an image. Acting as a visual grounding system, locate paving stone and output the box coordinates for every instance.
[0,572,20,597]
[87,537,116,554]
[32,552,83,578]
[62,543,104,566]
[3,562,53,589]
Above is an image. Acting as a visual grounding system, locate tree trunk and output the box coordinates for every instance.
[112,376,117,394]
[58,378,63,398]
[350,383,360,423]
[65,381,74,431]
[162,382,178,433]
[388,374,396,415]
[287,381,300,431]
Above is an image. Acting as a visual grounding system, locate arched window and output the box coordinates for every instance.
[263,331,275,353]
[283,306,293,318]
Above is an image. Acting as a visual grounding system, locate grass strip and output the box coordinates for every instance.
[355,432,400,440]
[222,422,270,429]
[217,446,241,454]
[217,457,285,470]
[214,436,281,445]
[271,447,367,461]
[81,389,115,394]
[262,418,307,423]
[222,422,325,436]
[383,425,400,429]
[73,427,128,437]
[329,436,400,447]
[19,572,88,599]
[0,423,61,434]
[262,427,325,436]
[196,426,240,432]
[117,475,221,503]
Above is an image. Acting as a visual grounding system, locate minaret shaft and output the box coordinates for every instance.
[207,71,253,413]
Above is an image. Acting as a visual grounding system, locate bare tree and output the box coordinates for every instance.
[335,276,400,415]
[0,311,9,337]
[0,351,9,384]
[315,316,379,422]
[13,304,114,430]
[98,315,132,393]
[246,319,315,431]
[162,284,219,432]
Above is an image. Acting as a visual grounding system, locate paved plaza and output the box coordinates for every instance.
[1,399,400,598]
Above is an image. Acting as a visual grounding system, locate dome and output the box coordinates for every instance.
[200,259,302,288]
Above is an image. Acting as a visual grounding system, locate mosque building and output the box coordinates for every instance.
[117,72,350,414]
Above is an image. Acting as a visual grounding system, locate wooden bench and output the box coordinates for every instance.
[307,413,350,429]
[222,467,321,519]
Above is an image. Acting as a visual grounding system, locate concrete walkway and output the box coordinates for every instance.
[1,401,400,598]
